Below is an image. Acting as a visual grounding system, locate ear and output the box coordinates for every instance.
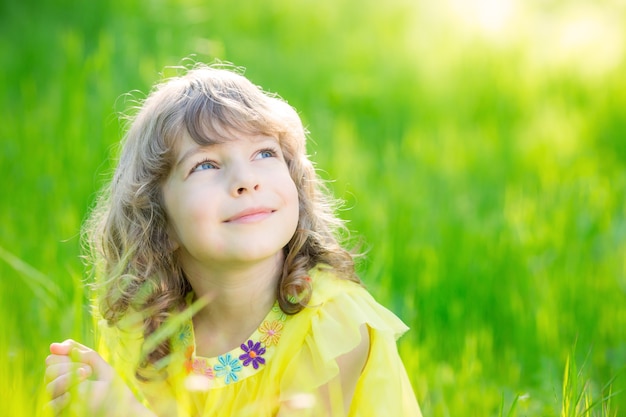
[165,224,180,252]
[168,232,180,252]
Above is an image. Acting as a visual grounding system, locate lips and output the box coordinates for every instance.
[225,207,275,223]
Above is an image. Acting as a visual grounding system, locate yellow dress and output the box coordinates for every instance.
[100,265,422,417]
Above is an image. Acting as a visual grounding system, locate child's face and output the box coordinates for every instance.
[161,131,299,271]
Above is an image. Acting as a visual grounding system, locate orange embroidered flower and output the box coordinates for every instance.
[183,345,194,374]
[185,345,194,359]
[259,320,284,347]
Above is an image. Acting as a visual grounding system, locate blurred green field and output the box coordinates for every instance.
[2,0,626,415]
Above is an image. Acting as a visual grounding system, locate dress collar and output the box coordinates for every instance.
[172,300,288,388]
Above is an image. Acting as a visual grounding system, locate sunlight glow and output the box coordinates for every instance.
[184,375,213,392]
[446,0,624,77]
[547,5,624,77]
[447,0,518,37]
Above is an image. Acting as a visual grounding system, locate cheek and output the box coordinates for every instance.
[167,191,215,237]
[274,164,300,214]
[185,195,219,228]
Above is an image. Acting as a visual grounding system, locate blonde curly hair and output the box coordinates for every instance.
[85,64,359,377]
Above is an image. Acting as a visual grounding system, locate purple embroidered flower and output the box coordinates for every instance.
[239,340,266,369]
[214,353,242,384]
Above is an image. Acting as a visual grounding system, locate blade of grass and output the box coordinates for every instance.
[0,245,62,310]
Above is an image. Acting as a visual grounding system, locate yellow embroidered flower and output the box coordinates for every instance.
[259,320,284,347]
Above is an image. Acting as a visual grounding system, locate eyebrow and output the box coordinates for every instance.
[175,135,280,170]
[175,145,210,170]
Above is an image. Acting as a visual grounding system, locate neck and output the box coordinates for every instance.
[181,254,283,355]
[195,260,281,321]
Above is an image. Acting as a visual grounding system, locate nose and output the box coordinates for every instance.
[229,164,260,197]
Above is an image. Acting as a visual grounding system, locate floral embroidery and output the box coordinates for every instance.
[214,353,242,384]
[183,345,194,374]
[175,323,193,350]
[271,304,287,321]
[239,340,266,369]
[178,299,292,387]
[192,358,215,379]
[259,320,284,347]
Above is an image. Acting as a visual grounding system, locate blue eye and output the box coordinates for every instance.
[257,148,278,159]
[191,159,217,173]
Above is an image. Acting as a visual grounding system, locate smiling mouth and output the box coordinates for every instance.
[225,208,276,223]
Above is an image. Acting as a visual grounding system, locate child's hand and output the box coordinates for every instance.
[44,339,152,417]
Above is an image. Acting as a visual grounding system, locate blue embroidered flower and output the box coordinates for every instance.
[214,353,242,384]
[174,323,193,350]
[239,340,266,369]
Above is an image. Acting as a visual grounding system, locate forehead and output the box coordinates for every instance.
[175,129,278,151]
[171,125,279,153]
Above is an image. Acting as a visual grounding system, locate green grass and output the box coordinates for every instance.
[2,0,625,415]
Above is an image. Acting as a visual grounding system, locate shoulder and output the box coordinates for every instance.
[277,264,409,368]
[307,264,365,304]
[305,264,409,340]
[275,266,412,412]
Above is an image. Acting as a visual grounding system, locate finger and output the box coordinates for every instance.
[45,362,92,384]
[49,339,75,355]
[49,340,112,380]
[49,339,91,356]
[46,366,92,399]
[44,391,71,415]
[67,347,113,380]
[45,353,76,367]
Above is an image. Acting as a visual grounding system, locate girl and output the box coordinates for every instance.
[44,64,422,417]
